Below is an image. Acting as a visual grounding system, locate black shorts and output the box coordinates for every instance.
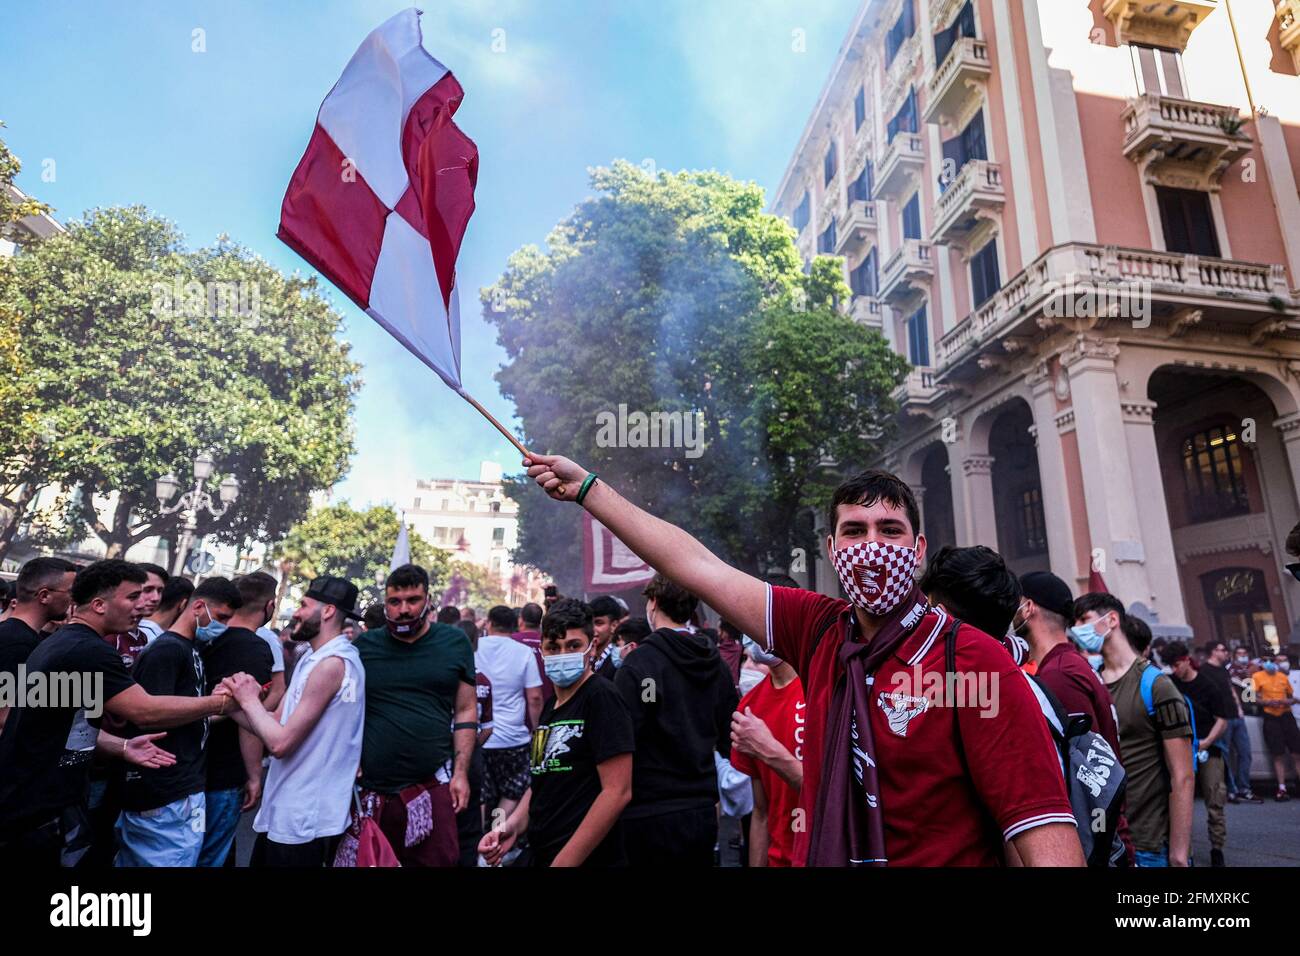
[1262,713,1300,757]
[482,744,531,805]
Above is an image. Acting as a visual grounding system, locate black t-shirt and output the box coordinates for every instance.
[0,617,42,683]
[528,675,634,866]
[121,633,208,811]
[1173,670,1236,749]
[0,623,135,831]
[200,626,273,791]
[1199,662,1242,718]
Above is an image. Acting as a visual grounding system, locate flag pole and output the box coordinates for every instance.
[458,389,528,457]
[457,390,569,495]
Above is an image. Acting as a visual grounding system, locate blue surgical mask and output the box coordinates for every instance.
[743,636,782,667]
[1087,653,1104,672]
[608,644,623,669]
[1068,618,1109,654]
[1263,661,1278,675]
[544,651,587,688]
[195,606,228,645]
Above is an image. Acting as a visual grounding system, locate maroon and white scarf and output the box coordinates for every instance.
[807,585,932,867]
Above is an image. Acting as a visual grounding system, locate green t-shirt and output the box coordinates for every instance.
[355,623,475,793]
[1106,659,1192,854]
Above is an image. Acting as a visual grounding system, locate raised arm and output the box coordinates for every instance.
[525,454,768,639]
[225,661,343,760]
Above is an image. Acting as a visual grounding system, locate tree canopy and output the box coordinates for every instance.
[483,161,907,590]
[0,204,361,559]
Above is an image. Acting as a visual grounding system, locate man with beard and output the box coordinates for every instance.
[225,577,365,866]
[523,455,1082,867]
[348,563,477,866]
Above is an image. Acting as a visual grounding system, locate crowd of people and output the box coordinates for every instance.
[0,454,1297,868]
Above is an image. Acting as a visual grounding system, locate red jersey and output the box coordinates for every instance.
[765,585,1074,866]
[475,672,495,733]
[731,674,805,867]
[104,628,148,671]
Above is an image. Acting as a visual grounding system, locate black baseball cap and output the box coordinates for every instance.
[1018,571,1075,620]
[304,576,363,621]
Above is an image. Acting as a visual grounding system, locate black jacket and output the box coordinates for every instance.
[613,627,739,817]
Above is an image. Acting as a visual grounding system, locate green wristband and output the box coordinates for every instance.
[576,473,598,505]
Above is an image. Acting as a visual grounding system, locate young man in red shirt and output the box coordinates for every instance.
[730,637,804,866]
[524,454,1083,866]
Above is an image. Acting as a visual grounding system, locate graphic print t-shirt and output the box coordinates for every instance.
[528,675,634,865]
[0,623,134,829]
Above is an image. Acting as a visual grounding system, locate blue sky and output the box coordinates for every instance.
[0,0,856,508]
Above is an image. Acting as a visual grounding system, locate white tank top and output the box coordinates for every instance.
[253,635,365,844]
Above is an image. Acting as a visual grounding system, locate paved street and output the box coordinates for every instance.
[231,789,1300,867]
[1195,794,1300,867]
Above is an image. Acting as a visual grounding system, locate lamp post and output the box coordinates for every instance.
[156,451,240,577]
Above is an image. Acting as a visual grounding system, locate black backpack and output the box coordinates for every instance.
[943,620,1126,866]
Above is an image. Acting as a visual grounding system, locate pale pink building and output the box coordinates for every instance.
[773,0,1300,655]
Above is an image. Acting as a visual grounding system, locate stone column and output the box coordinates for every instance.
[1120,398,1188,627]
[1060,336,1158,608]
[1028,363,1079,585]
[956,453,998,549]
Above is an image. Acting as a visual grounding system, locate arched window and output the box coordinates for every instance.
[1180,423,1248,523]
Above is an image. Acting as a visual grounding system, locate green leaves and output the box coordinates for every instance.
[482,161,907,583]
[1,204,361,557]
[273,503,449,608]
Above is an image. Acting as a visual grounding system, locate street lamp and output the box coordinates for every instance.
[156,451,240,577]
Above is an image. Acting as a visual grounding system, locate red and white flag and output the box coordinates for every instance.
[278,7,477,391]
[583,511,655,593]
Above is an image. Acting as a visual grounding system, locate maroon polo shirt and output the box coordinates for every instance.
[511,629,552,702]
[1035,641,1123,759]
[765,585,1074,866]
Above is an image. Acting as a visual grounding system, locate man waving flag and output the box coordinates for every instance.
[278,7,477,393]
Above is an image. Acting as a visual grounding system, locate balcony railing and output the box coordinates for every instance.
[1102,0,1217,53]
[835,199,878,256]
[935,241,1296,372]
[923,36,990,128]
[879,239,935,305]
[1122,92,1251,188]
[850,294,883,328]
[932,159,1004,249]
[875,132,926,202]
[893,365,941,410]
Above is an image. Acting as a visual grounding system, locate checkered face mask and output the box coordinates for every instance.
[831,540,918,615]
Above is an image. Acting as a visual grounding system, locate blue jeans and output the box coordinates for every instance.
[1134,846,1169,868]
[114,792,206,867]
[198,788,242,867]
[1225,717,1253,794]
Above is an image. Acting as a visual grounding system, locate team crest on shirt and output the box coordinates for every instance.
[877,691,929,737]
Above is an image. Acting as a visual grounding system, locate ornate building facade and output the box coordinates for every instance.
[773,0,1300,655]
